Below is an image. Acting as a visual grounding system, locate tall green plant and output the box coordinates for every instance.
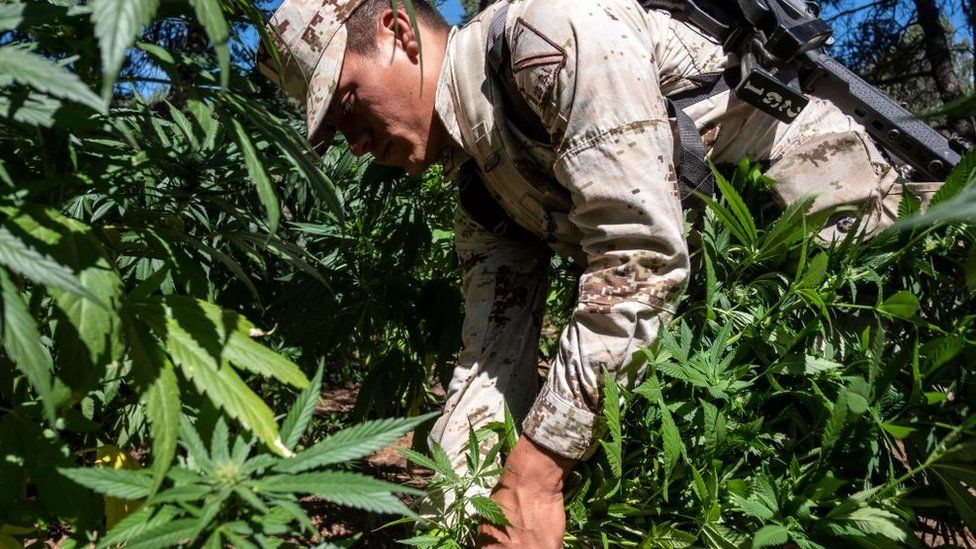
[0,0,431,544]
[557,158,976,547]
[61,374,434,548]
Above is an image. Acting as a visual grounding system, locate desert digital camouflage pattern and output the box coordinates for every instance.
[258,0,368,144]
[258,0,938,490]
[428,0,939,476]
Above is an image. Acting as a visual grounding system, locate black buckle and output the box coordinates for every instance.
[736,49,809,123]
[736,67,809,123]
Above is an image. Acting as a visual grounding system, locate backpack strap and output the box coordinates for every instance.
[457,160,540,243]
[486,2,551,144]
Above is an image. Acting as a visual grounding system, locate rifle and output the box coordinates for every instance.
[644,0,963,181]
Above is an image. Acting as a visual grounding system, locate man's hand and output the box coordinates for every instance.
[476,436,576,548]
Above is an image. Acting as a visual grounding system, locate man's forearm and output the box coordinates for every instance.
[502,435,576,491]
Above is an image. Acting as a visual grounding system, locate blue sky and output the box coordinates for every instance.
[438,0,465,25]
[259,0,465,24]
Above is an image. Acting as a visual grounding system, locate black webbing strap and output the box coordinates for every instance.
[667,99,713,203]
[486,2,552,144]
[457,161,539,242]
[665,71,733,203]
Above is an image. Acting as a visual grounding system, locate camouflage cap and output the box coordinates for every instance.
[257,0,371,148]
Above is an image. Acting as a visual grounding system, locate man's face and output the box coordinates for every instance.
[319,12,445,175]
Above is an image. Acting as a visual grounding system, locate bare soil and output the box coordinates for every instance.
[308,385,433,547]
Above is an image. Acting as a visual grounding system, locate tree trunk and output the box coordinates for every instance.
[963,0,976,90]
[912,0,975,140]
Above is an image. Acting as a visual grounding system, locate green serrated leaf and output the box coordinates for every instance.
[0,88,61,127]
[842,507,913,542]
[192,0,230,88]
[797,253,828,288]
[897,187,921,219]
[0,3,27,30]
[0,2,70,31]
[470,495,510,526]
[141,295,307,389]
[397,446,440,473]
[822,391,849,452]
[90,0,160,97]
[59,467,152,500]
[935,469,976,531]
[274,413,435,474]
[134,297,287,455]
[126,312,180,493]
[660,397,685,490]
[0,223,96,303]
[700,399,726,455]
[99,506,179,549]
[714,165,758,247]
[123,518,198,549]
[231,118,280,232]
[752,524,789,548]
[756,193,819,263]
[210,415,230,464]
[221,94,343,220]
[149,482,213,504]
[280,365,322,450]
[601,369,622,480]
[37,212,123,394]
[732,493,776,520]
[0,268,55,420]
[0,44,104,112]
[181,357,285,455]
[932,148,976,206]
[256,471,419,515]
[179,416,213,470]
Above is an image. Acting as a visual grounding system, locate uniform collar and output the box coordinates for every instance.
[434,26,470,182]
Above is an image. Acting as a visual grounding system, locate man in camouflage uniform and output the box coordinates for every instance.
[259,0,935,545]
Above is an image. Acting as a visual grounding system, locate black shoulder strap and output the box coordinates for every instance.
[457,161,539,242]
[454,2,548,244]
[486,2,551,144]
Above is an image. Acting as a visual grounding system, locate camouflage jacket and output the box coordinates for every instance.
[433,0,731,459]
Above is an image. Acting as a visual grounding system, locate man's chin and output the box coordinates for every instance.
[402,156,432,175]
[371,158,425,175]
[374,147,431,175]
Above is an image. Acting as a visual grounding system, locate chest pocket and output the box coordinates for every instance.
[467,114,574,241]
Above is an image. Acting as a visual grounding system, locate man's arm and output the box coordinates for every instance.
[482,0,689,542]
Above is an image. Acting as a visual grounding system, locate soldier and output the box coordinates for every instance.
[258,0,936,546]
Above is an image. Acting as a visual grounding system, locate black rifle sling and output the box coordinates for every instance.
[666,69,737,204]
[459,1,723,242]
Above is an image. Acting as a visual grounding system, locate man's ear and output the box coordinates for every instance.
[379,8,420,62]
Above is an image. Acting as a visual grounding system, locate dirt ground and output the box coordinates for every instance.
[309,385,433,547]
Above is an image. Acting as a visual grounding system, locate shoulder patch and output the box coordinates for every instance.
[511,17,566,108]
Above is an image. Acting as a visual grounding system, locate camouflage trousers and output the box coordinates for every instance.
[426,92,940,509]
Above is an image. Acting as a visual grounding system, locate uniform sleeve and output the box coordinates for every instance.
[510,0,691,459]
